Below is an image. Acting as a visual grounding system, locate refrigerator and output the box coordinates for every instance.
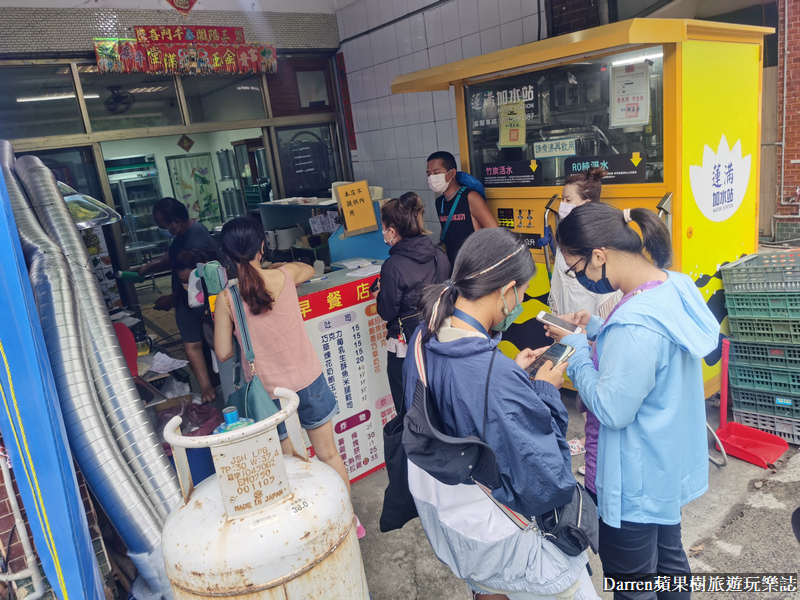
[105,155,168,267]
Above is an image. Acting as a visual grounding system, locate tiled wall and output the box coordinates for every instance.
[0,7,338,55]
[337,0,547,232]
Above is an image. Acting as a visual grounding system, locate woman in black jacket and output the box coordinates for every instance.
[376,192,449,413]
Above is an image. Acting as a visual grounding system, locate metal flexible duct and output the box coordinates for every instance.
[0,141,163,553]
[13,154,182,521]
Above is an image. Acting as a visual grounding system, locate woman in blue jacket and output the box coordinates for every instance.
[404,228,599,600]
[548,203,719,600]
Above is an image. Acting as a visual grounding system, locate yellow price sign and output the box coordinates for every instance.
[335,180,377,235]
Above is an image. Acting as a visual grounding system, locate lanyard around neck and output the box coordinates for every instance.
[452,307,489,338]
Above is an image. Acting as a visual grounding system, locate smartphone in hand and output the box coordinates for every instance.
[536,311,583,335]
[526,343,575,378]
[369,277,380,293]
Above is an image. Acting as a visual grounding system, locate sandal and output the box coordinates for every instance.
[355,515,366,539]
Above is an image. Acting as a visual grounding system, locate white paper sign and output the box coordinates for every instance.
[299,277,393,482]
[689,135,751,223]
[533,139,576,159]
[610,62,651,128]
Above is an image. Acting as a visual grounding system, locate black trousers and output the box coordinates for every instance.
[386,350,405,415]
[588,490,691,600]
[600,519,691,600]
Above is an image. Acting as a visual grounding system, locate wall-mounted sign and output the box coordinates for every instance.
[482,161,542,188]
[610,62,651,128]
[93,39,277,75]
[564,152,647,184]
[165,0,198,17]
[689,135,751,222]
[334,180,377,235]
[470,85,538,135]
[533,139,576,159]
[134,26,245,45]
[498,100,527,148]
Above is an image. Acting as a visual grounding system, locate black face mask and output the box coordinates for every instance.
[575,263,615,295]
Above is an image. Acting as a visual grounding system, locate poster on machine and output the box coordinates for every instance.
[610,62,650,128]
[300,276,393,482]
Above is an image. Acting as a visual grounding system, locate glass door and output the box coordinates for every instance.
[122,175,168,266]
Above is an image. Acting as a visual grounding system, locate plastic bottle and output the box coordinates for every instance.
[213,406,254,435]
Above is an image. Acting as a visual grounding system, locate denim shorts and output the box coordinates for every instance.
[275,373,338,438]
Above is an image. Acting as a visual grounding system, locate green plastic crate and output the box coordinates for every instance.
[725,292,800,319]
[728,316,800,344]
[728,363,800,395]
[728,341,800,370]
[721,252,800,292]
[733,409,800,445]
[730,385,800,419]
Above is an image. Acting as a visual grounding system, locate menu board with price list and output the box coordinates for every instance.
[299,275,394,482]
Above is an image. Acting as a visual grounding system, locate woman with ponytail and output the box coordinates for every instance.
[375,192,449,413]
[403,228,598,600]
[548,203,719,599]
[214,218,366,536]
[549,168,621,480]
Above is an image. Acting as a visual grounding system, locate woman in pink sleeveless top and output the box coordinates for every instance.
[214,218,365,536]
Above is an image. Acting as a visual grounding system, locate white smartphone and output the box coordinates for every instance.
[526,343,575,378]
[536,311,583,335]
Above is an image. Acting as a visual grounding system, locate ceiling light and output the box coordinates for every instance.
[611,53,663,66]
[16,93,100,103]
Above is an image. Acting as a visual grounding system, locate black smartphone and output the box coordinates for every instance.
[525,343,575,378]
[369,277,380,293]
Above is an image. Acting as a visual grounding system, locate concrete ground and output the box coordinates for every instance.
[351,390,800,600]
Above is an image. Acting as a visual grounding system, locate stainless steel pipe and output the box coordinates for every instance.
[0,141,163,554]
[13,154,182,522]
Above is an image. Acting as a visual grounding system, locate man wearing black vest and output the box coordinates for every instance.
[426,151,498,267]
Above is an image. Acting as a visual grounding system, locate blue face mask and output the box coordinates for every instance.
[576,263,616,295]
[492,286,523,332]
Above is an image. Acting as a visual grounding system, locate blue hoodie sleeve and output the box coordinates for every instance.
[565,325,659,430]
[485,370,576,517]
[585,315,603,341]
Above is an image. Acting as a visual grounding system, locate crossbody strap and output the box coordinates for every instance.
[229,285,257,374]
[412,332,536,531]
[439,187,467,244]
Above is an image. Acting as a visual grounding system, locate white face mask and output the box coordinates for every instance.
[427,172,451,194]
[558,202,576,220]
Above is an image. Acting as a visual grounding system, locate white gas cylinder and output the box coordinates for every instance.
[161,388,369,599]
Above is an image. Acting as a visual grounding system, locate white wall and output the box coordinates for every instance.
[338,0,546,232]
[0,0,341,14]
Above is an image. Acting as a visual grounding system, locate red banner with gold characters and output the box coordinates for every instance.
[134,25,245,45]
[165,0,198,17]
[93,39,277,75]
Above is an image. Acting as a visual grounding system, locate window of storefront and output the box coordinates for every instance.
[100,127,267,267]
[0,65,85,140]
[275,124,340,197]
[6,56,343,205]
[79,70,182,132]
[267,57,335,117]
[467,47,664,187]
[182,74,266,123]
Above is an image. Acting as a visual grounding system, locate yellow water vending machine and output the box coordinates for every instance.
[393,18,771,396]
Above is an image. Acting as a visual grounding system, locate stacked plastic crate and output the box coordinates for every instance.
[721,252,800,445]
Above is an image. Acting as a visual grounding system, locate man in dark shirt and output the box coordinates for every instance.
[426,151,497,267]
[137,197,224,402]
